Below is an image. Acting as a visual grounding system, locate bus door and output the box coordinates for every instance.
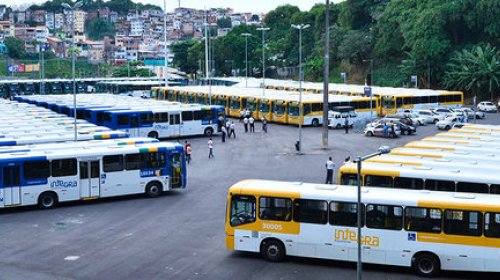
[79,160,100,198]
[169,152,183,188]
[2,165,21,206]
[129,114,140,137]
[169,113,181,137]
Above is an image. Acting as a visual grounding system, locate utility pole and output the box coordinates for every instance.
[241,33,252,88]
[322,0,330,150]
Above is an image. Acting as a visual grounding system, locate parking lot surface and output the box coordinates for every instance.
[1,113,499,280]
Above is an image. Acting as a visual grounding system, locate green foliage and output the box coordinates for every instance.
[172,40,199,74]
[444,45,500,101]
[4,37,27,59]
[217,17,232,29]
[337,30,372,65]
[85,17,115,40]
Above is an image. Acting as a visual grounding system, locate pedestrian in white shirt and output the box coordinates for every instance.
[243,117,249,133]
[249,116,255,132]
[325,157,335,184]
[208,138,214,158]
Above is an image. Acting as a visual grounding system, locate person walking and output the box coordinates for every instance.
[243,117,249,133]
[229,121,236,138]
[325,157,335,184]
[344,117,349,134]
[239,109,245,123]
[249,116,255,132]
[261,117,267,133]
[221,125,227,142]
[208,138,214,159]
[186,144,192,164]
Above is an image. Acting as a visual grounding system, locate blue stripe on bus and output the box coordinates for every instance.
[0,155,48,164]
[0,149,31,154]
[0,140,17,146]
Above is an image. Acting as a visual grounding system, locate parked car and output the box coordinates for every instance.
[364,123,401,138]
[402,111,426,126]
[384,115,414,126]
[453,108,485,119]
[436,116,463,130]
[477,101,497,112]
[432,108,455,117]
[412,109,443,124]
[396,122,417,135]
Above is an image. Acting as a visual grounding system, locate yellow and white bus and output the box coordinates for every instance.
[226,179,500,276]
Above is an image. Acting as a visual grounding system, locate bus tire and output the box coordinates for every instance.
[145,182,163,198]
[336,124,341,129]
[445,125,451,130]
[38,192,58,209]
[204,127,214,136]
[148,131,159,139]
[260,239,285,262]
[312,119,319,127]
[412,252,440,277]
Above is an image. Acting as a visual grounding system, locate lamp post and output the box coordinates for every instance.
[163,0,168,87]
[354,146,392,280]
[204,22,217,104]
[241,33,252,88]
[322,0,330,150]
[62,1,83,142]
[291,23,310,154]
[363,59,374,121]
[256,26,270,96]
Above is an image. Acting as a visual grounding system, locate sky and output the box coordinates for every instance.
[1,0,343,13]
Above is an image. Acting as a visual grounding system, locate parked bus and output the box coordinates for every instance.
[226,179,500,276]
[0,141,186,209]
[102,105,225,138]
[0,131,128,146]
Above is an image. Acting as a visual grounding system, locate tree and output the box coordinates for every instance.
[172,40,199,74]
[4,37,27,59]
[337,30,372,65]
[217,17,232,29]
[444,44,500,101]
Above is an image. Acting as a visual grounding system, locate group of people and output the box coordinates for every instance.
[380,121,397,138]
[220,120,237,142]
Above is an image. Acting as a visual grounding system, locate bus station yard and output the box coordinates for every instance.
[1,110,500,280]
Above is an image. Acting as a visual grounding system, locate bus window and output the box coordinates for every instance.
[241,98,247,108]
[403,97,412,105]
[118,115,129,126]
[341,173,358,186]
[484,213,500,238]
[329,201,364,227]
[396,97,403,108]
[230,195,256,226]
[155,113,168,123]
[51,159,77,177]
[170,114,180,125]
[293,199,328,224]
[288,104,300,116]
[144,152,166,169]
[182,111,194,121]
[438,95,446,103]
[125,153,143,170]
[429,96,438,103]
[303,104,312,115]
[103,155,124,172]
[365,175,393,188]
[412,96,421,104]
[23,160,50,180]
[382,96,395,109]
[491,185,500,194]
[453,94,462,102]
[425,179,455,192]
[404,207,442,233]
[420,96,429,104]
[444,210,482,237]
[259,197,292,221]
[366,204,403,230]
[312,103,322,112]
[140,113,154,126]
[394,177,424,190]
[456,182,488,194]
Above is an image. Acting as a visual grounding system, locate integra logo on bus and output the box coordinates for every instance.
[334,229,380,247]
[50,180,78,189]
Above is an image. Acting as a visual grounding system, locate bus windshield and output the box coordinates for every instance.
[247,100,257,111]
[289,104,300,116]
[230,195,256,226]
[230,99,240,109]
[382,96,395,109]
[273,103,285,114]
[259,102,270,113]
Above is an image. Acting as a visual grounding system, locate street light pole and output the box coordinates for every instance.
[62,1,83,142]
[163,0,168,87]
[256,26,270,96]
[241,33,251,88]
[363,59,374,120]
[292,23,310,154]
[322,0,330,150]
[354,147,391,280]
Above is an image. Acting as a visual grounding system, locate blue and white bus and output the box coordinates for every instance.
[102,105,226,138]
[0,131,128,146]
[0,141,186,209]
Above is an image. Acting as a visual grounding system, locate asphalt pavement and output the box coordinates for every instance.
[1,113,499,280]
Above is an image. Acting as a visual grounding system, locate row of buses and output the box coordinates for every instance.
[225,124,500,276]
[15,94,225,139]
[198,77,464,116]
[0,99,187,209]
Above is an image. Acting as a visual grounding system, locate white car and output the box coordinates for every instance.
[453,108,485,119]
[413,109,444,124]
[477,101,497,112]
[364,123,401,138]
[432,108,455,117]
[436,116,463,130]
[403,112,426,126]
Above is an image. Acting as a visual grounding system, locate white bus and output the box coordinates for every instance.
[0,131,128,146]
[0,141,186,209]
[226,179,500,276]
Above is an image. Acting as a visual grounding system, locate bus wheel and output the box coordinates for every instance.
[38,192,58,209]
[445,125,451,130]
[148,131,159,139]
[145,182,162,198]
[413,253,440,277]
[312,119,319,127]
[261,239,285,262]
[204,127,214,136]
[336,124,341,129]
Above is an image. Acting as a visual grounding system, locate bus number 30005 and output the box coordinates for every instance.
[262,223,283,231]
